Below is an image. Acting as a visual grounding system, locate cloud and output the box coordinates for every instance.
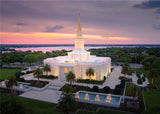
[153,24,160,30]
[16,22,26,26]
[45,25,64,32]
[134,0,160,14]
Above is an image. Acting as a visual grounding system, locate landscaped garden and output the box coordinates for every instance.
[35,75,58,80]
[76,79,105,85]
[26,80,49,88]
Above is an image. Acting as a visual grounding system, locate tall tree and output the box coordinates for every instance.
[33,68,43,83]
[148,69,157,85]
[43,64,51,76]
[58,93,76,114]
[23,54,38,66]
[6,76,17,93]
[66,71,75,87]
[121,63,129,78]
[86,67,94,81]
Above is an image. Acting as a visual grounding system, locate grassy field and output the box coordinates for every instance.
[132,68,160,113]
[0,68,17,80]
[131,68,147,76]
[1,95,63,114]
[143,89,160,114]
[77,108,130,114]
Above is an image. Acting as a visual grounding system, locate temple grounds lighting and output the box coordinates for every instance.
[84,93,89,100]
[106,94,112,103]
[95,95,100,102]
[19,84,23,89]
[75,92,79,99]
[1,81,5,86]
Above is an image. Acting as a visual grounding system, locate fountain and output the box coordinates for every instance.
[1,81,5,86]
[19,84,23,89]
[84,93,89,100]
[95,95,100,102]
[106,94,112,103]
[75,92,79,99]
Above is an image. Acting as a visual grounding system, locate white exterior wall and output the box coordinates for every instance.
[44,57,111,81]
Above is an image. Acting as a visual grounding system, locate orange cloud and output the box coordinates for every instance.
[0,32,133,44]
[108,37,132,40]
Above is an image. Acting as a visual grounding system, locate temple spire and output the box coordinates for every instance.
[77,13,82,36]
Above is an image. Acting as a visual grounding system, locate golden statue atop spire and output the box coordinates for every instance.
[77,13,82,37]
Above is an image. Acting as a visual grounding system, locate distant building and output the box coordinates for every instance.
[44,13,111,81]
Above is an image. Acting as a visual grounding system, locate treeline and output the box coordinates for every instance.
[1,47,160,66]
[1,50,68,65]
[89,47,160,63]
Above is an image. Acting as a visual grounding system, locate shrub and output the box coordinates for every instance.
[92,86,99,92]
[120,80,125,87]
[15,71,21,78]
[103,76,106,81]
[137,78,142,84]
[119,76,132,82]
[114,85,121,94]
[16,77,25,82]
[127,70,132,75]
[142,76,145,82]
[103,86,110,93]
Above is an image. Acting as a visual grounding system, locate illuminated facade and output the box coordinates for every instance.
[43,13,111,81]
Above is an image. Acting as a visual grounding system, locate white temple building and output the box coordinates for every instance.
[44,13,111,81]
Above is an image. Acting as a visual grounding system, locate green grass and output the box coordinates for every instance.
[0,68,17,80]
[131,68,147,76]
[132,68,160,89]
[143,89,160,114]
[77,108,130,114]
[1,95,63,114]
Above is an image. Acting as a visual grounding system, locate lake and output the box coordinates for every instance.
[13,46,107,52]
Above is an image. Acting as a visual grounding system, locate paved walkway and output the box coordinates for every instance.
[20,66,149,104]
[20,89,62,103]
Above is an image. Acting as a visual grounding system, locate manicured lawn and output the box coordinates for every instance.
[143,89,160,114]
[131,68,147,76]
[125,83,136,96]
[0,68,17,80]
[77,108,130,114]
[1,95,63,114]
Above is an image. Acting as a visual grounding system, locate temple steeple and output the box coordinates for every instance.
[68,13,90,61]
[75,13,84,50]
[77,13,82,37]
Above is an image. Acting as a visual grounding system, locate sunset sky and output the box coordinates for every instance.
[1,0,160,44]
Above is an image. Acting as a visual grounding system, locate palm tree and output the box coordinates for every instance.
[34,68,43,83]
[121,63,129,78]
[66,71,75,87]
[43,64,51,76]
[58,93,76,114]
[61,84,73,94]
[6,76,17,93]
[132,85,136,101]
[86,67,94,81]
[148,69,157,85]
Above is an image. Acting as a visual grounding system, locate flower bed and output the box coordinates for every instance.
[119,76,132,82]
[25,80,49,88]
[76,79,105,85]
[36,75,58,80]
